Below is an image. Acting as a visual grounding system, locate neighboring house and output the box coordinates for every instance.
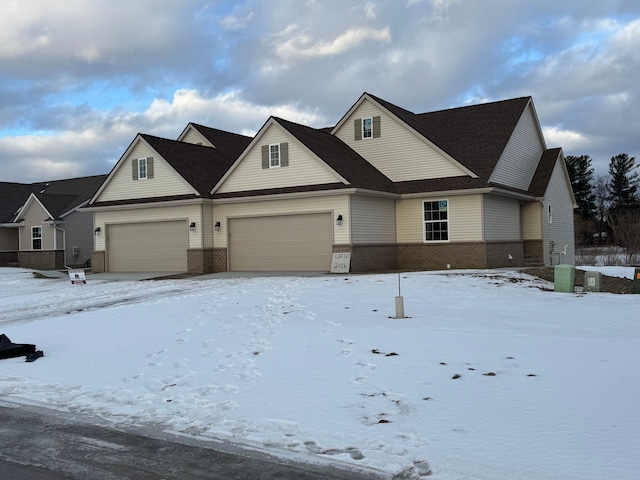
[86,93,576,273]
[0,175,108,270]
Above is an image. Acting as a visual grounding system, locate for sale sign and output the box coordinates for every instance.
[68,269,87,285]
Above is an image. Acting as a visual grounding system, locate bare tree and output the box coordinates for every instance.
[607,208,640,265]
[593,175,610,245]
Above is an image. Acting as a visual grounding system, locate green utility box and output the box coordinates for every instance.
[583,271,602,292]
[554,264,575,293]
[634,267,640,294]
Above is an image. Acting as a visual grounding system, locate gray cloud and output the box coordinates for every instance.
[2,0,640,183]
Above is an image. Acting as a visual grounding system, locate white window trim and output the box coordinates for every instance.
[548,205,552,224]
[423,199,450,243]
[138,157,148,179]
[32,226,42,250]
[269,144,281,168]
[362,117,373,139]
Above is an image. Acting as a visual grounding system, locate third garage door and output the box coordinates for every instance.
[107,221,188,272]
[229,213,332,271]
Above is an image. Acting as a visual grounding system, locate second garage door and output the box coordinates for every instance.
[107,221,188,272]
[229,213,333,271]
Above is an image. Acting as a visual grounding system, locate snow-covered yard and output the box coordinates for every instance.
[0,267,638,479]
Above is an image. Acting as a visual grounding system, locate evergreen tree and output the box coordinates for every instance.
[607,153,639,208]
[565,155,596,218]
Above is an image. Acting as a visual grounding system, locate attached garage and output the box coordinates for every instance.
[107,221,188,272]
[228,213,333,271]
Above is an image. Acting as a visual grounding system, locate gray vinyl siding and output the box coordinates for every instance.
[60,209,95,267]
[19,201,55,251]
[351,195,396,244]
[483,195,521,241]
[489,103,544,191]
[543,158,575,265]
[180,128,213,147]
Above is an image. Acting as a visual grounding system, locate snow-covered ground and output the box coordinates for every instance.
[0,266,639,479]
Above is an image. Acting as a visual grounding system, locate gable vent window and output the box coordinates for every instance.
[132,157,154,180]
[354,116,381,141]
[261,143,289,169]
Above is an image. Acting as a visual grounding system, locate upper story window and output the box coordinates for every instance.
[362,117,373,139]
[424,200,449,242]
[261,143,289,169]
[32,226,42,250]
[354,116,381,140]
[270,144,280,168]
[132,157,154,180]
[138,157,147,179]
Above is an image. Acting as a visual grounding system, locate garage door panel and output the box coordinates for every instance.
[229,213,332,271]
[108,221,187,272]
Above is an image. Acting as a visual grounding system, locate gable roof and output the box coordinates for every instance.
[186,124,252,158]
[1,175,107,223]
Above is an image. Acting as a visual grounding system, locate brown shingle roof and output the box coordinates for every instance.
[529,148,562,197]
[1,175,107,222]
[141,134,239,197]
[188,124,252,158]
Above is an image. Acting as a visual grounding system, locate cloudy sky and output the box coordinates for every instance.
[1,0,639,183]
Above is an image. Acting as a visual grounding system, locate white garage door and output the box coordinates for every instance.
[229,213,332,271]
[107,221,188,272]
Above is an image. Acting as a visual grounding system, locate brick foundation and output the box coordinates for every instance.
[523,240,544,264]
[187,248,215,274]
[0,251,17,267]
[213,248,228,272]
[335,244,398,272]
[18,250,65,270]
[486,241,524,268]
[91,251,106,273]
[398,242,488,270]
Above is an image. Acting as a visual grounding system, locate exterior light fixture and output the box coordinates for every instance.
[336,214,343,226]
[94,227,101,235]
[214,221,221,231]
[189,222,196,231]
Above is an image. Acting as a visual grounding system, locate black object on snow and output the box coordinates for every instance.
[0,334,38,360]
[25,350,44,362]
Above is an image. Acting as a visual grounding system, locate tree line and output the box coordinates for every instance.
[565,153,640,254]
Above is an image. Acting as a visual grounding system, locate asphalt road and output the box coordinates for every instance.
[0,401,385,480]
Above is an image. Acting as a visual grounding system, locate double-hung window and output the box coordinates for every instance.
[362,117,373,139]
[269,144,280,168]
[138,157,148,179]
[424,200,448,242]
[32,226,42,250]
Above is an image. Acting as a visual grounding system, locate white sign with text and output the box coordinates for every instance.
[330,252,351,273]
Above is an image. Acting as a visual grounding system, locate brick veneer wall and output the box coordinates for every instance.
[91,251,106,273]
[350,244,398,272]
[0,252,17,267]
[486,241,524,268]
[187,248,215,274]
[18,250,64,270]
[523,240,544,264]
[397,242,489,270]
[213,248,228,272]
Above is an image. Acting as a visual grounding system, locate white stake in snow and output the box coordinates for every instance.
[395,272,405,318]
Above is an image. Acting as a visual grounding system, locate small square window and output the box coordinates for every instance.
[362,117,373,139]
[270,144,280,168]
[138,158,147,179]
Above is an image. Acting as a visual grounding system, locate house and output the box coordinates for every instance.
[85,93,576,273]
[0,175,108,270]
